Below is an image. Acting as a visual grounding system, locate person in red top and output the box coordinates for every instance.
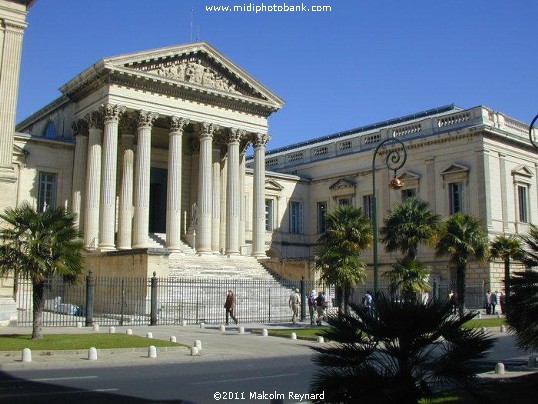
[224,290,238,325]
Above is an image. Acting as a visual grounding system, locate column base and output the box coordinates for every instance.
[197,250,213,256]
[225,251,240,257]
[99,245,116,252]
[251,251,267,258]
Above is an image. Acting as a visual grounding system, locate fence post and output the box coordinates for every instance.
[433,279,438,301]
[300,277,306,321]
[85,271,94,327]
[150,272,158,326]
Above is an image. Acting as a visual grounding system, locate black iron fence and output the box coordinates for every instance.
[15,274,489,328]
[15,274,312,327]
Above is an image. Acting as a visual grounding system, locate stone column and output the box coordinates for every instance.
[99,104,125,250]
[211,146,221,253]
[196,122,218,254]
[219,155,228,253]
[239,144,247,252]
[132,111,158,249]
[70,120,88,232]
[0,20,27,181]
[83,111,104,249]
[166,117,189,252]
[252,133,270,257]
[225,128,244,255]
[117,115,136,250]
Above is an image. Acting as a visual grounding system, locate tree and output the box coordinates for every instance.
[380,197,440,300]
[489,235,524,304]
[0,204,83,339]
[435,212,488,316]
[380,197,440,260]
[310,295,494,403]
[315,205,372,313]
[505,271,538,351]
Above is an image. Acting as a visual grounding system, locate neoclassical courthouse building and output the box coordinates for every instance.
[1,0,537,323]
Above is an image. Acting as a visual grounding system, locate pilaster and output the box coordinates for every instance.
[252,133,270,257]
[71,119,88,231]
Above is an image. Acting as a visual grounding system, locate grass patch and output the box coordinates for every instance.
[462,317,506,329]
[0,334,186,351]
[251,327,329,340]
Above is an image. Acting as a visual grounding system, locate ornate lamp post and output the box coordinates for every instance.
[371,138,408,296]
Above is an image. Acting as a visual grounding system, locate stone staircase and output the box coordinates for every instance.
[147,233,297,323]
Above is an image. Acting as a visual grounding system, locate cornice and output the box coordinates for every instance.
[15,95,70,132]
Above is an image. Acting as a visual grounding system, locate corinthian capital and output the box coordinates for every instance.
[136,111,159,129]
[253,133,271,148]
[83,110,104,130]
[101,104,126,123]
[200,122,219,139]
[72,119,88,137]
[227,128,246,144]
[170,116,190,133]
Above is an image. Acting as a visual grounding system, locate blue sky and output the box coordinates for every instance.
[17,0,538,150]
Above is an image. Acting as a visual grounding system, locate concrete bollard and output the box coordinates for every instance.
[148,345,157,359]
[93,323,99,332]
[317,336,324,343]
[77,322,82,328]
[262,329,268,337]
[495,362,505,375]
[181,320,187,327]
[170,336,177,343]
[22,348,32,363]
[190,346,199,356]
[194,340,202,350]
[291,332,297,340]
[126,329,133,335]
[88,347,98,361]
[500,325,506,333]
[199,322,205,329]
[528,355,536,368]
[220,325,226,332]
[146,332,153,339]
[477,313,482,319]
[481,327,487,333]
[238,326,245,334]
[109,326,115,334]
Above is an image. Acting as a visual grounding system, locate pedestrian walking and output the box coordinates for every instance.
[491,290,498,314]
[448,289,457,315]
[363,290,373,315]
[315,291,327,325]
[289,288,301,323]
[224,290,238,325]
[307,289,317,325]
[485,291,492,315]
[499,292,506,314]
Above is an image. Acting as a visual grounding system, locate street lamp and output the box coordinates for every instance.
[371,137,408,297]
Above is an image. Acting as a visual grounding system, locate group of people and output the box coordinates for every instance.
[288,288,329,325]
[485,290,505,315]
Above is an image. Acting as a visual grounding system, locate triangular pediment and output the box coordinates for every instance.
[512,165,533,178]
[441,163,469,176]
[266,179,284,191]
[398,171,420,181]
[329,178,356,190]
[101,42,284,108]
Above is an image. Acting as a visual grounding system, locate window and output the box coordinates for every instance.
[38,172,57,212]
[317,201,327,234]
[265,199,274,231]
[401,188,416,200]
[518,185,529,223]
[338,197,351,206]
[43,121,57,139]
[363,195,373,218]
[289,201,303,234]
[449,182,463,214]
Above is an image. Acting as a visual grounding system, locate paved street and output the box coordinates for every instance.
[0,321,535,403]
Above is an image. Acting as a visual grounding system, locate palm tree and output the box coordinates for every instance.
[380,197,441,260]
[505,271,538,351]
[310,295,494,403]
[380,198,440,300]
[0,204,83,339]
[489,235,524,305]
[435,212,488,316]
[315,205,372,313]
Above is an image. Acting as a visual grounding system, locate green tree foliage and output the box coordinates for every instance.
[435,213,488,316]
[315,205,372,311]
[380,198,440,300]
[0,204,83,339]
[489,235,524,302]
[505,271,538,351]
[310,295,494,403]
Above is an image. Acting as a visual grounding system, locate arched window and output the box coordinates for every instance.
[43,121,57,138]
